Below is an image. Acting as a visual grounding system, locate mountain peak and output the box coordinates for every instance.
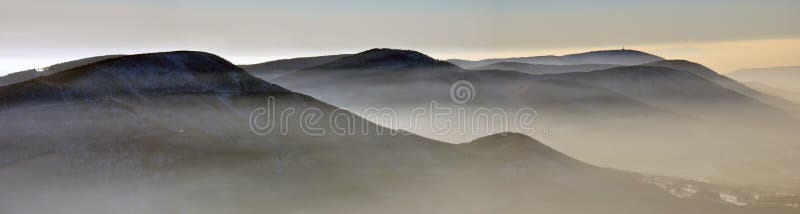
[462,132,583,166]
[467,132,549,149]
[0,51,288,107]
[562,49,664,65]
[42,51,258,87]
[308,48,457,70]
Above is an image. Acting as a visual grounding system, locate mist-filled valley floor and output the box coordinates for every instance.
[0,49,799,213]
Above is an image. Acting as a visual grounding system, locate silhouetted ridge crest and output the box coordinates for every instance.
[471,62,620,75]
[537,65,791,121]
[0,51,289,106]
[239,54,351,78]
[562,49,664,65]
[645,60,721,80]
[0,55,124,87]
[310,48,457,70]
[591,65,689,75]
[462,132,584,166]
[447,49,664,68]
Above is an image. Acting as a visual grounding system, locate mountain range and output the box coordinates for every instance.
[1,50,798,213]
[245,48,800,191]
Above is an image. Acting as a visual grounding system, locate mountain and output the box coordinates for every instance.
[307,48,456,70]
[471,62,620,75]
[644,60,762,95]
[2,51,796,213]
[274,48,462,90]
[729,66,800,95]
[562,49,665,65]
[459,132,585,167]
[0,55,123,87]
[447,49,664,68]
[265,48,800,191]
[537,65,791,121]
[272,48,674,126]
[645,60,800,114]
[0,51,288,108]
[238,54,350,80]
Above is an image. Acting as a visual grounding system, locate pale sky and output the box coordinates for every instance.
[1,0,799,75]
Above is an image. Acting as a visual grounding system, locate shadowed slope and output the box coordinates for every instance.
[646,60,800,115]
[538,65,792,122]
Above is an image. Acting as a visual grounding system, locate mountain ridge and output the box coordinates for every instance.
[239,54,351,80]
[306,48,458,71]
[0,55,124,87]
[1,50,798,213]
[536,65,792,122]
[447,49,664,68]
[471,61,620,75]
[460,132,586,168]
[645,60,800,114]
[0,51,290,108]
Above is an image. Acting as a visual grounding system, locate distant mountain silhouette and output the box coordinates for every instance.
[646,60,800,115]
[644,60,762,96]
[0,55,123,87]
[271,48,685,144]
[274,48,463,90]
[308,48,457,70]
[562,49,664,65]
[0,51,289,108]
[447,49,664,68]
[239,54,350,80]
[538,65,791,121]
[274,48,666,116]
[471,62,620,75]
[540,65,737,99]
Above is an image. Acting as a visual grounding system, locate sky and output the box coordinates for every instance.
[1,0,799,75]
